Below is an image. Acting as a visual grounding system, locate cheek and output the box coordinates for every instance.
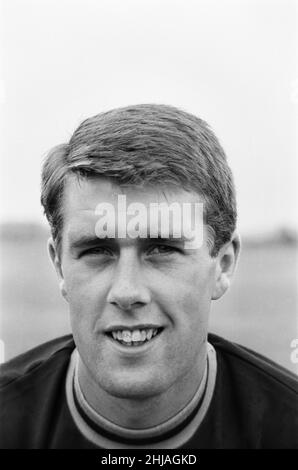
[63,267,109,332]
[64,262,109,303]
[166,264,215,315]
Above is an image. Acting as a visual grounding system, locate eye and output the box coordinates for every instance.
[146,244,181,256]
[81,246,115,257]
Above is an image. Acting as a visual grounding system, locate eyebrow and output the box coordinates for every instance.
[69,233,190,250]
[69,235,113,250]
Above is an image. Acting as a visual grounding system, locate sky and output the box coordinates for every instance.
[0,0,297,236]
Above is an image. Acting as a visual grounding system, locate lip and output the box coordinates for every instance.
[104,323,163,333]
[104,326,165,355]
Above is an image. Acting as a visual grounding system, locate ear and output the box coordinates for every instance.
[211,232,241,300]
[47,238,68,302]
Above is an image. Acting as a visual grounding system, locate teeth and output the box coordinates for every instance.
[132,330,142,342]
[122,330,132,342]
[140,330,147,341]
[110,328,161,345]
[146,330,153,340]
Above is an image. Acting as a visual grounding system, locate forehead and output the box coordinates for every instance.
[62,175,203,242]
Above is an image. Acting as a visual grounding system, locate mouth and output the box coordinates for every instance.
[105,326,164,347]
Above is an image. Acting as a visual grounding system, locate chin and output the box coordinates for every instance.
[99,372,169,400]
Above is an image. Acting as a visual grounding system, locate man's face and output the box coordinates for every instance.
[54,176,219,399]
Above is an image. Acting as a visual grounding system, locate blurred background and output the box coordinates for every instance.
[0,0,297,373]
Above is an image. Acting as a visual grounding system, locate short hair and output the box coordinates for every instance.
[41,104,237,256]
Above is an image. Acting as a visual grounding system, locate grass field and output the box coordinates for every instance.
[0,224,297,374]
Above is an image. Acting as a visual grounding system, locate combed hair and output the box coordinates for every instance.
[41,104,237,255]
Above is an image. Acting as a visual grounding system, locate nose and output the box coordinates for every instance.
[107,248,151,311]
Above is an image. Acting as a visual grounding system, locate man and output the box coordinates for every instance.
[0,104,297,449]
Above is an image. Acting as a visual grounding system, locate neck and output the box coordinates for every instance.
[77,350,207,429]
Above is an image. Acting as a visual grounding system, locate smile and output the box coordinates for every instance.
[106,327,163,347]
